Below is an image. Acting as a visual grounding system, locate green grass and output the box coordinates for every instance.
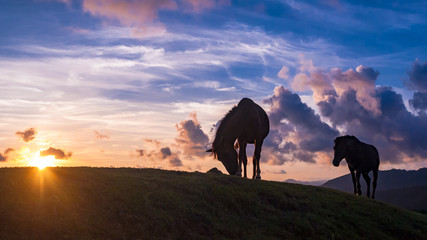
[0,167,426,239]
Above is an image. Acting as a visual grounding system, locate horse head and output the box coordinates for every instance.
[209,143,238,175]
[332,139,345,166]
[332,135,358,166]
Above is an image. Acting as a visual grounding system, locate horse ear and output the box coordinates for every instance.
[206,148,212,152]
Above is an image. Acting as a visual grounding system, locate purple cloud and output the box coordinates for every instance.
[175,112,209,158]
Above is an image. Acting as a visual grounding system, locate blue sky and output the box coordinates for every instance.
[0,0,426,181]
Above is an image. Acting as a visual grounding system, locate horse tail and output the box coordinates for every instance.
[373,145,380,166]
[211,146,218,159]
[372,145,380,199]
[372,166,379,199]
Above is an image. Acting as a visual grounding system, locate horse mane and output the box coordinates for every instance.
[211,105,239,159]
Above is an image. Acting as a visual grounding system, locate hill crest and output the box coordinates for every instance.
[0,167,426,240]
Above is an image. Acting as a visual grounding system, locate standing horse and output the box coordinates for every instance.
[207,98,269,179]
[332,135,380,199]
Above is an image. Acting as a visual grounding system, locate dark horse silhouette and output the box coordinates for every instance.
[333,135,380,199]
[207,98,269,179]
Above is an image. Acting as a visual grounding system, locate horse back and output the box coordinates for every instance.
[237,98,270,140]
[358,142,380,172]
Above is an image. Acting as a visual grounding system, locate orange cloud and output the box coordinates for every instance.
[82,0,177,38]
[181,0,228,12]
[83,0,177,24]
[277,66,289,79]
[94,130,110,140]
[68,0,230,37]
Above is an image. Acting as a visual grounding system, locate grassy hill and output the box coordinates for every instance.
[0,167,426,240]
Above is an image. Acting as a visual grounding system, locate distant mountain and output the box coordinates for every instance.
[284,178,327,186]
[322,168,427,210]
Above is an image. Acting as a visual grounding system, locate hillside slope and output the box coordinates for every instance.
[322,168,427,210]
[0,167,426,240]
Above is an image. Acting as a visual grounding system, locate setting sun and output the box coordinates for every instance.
[29,154,56,170]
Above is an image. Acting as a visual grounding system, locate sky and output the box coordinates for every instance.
[0,0,426,181]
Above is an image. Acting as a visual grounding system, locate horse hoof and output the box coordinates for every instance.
[256,176,261,180]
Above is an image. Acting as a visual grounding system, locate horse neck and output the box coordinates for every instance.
[221,115,241,142]
[344,140,359,165]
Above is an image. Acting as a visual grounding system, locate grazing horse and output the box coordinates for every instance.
[207,98,269,179]
[332,135,380,199]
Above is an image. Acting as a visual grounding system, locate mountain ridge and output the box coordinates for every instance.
[322,168,427,210]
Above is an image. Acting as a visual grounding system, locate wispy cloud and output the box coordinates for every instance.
[94,130,111,140]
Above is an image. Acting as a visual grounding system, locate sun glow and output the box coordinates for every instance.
[29,154,56,170]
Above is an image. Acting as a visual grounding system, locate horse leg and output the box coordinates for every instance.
[349,168,357,195]
[356,171,362,196]
[253,139,263,180]
[235,140,242,177]
[252,157,257,179]
[362,172,371,198]
[372,168,378,199]
[238,139,247,178]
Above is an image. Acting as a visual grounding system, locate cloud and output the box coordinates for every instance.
[261,86,339,164]
[4,148,15,155]
[290,59,427,163]
[331,65,380,114]
[409,92,427,111]
[137,112,209,167]
[289,59,380,114]
[138,139,183,167]
[406,60,427,91]
[175,112,209,158]
[292,150,316,163]
[78,0,230,38]
[370,87,427,162]
[277,66,289,79]
[406,60,427,112]
[263,58,427,165]
[169,157,183,167]
[181,0,218,12]
[40,147,72,159]
[0,148,16,162]
[136,149,144,157]
[160,147,172,158]
[265,169,287,175]
[264,86,339,150]
[15,128,37,143]
[94,130,110,139]
[82,0,177,37]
